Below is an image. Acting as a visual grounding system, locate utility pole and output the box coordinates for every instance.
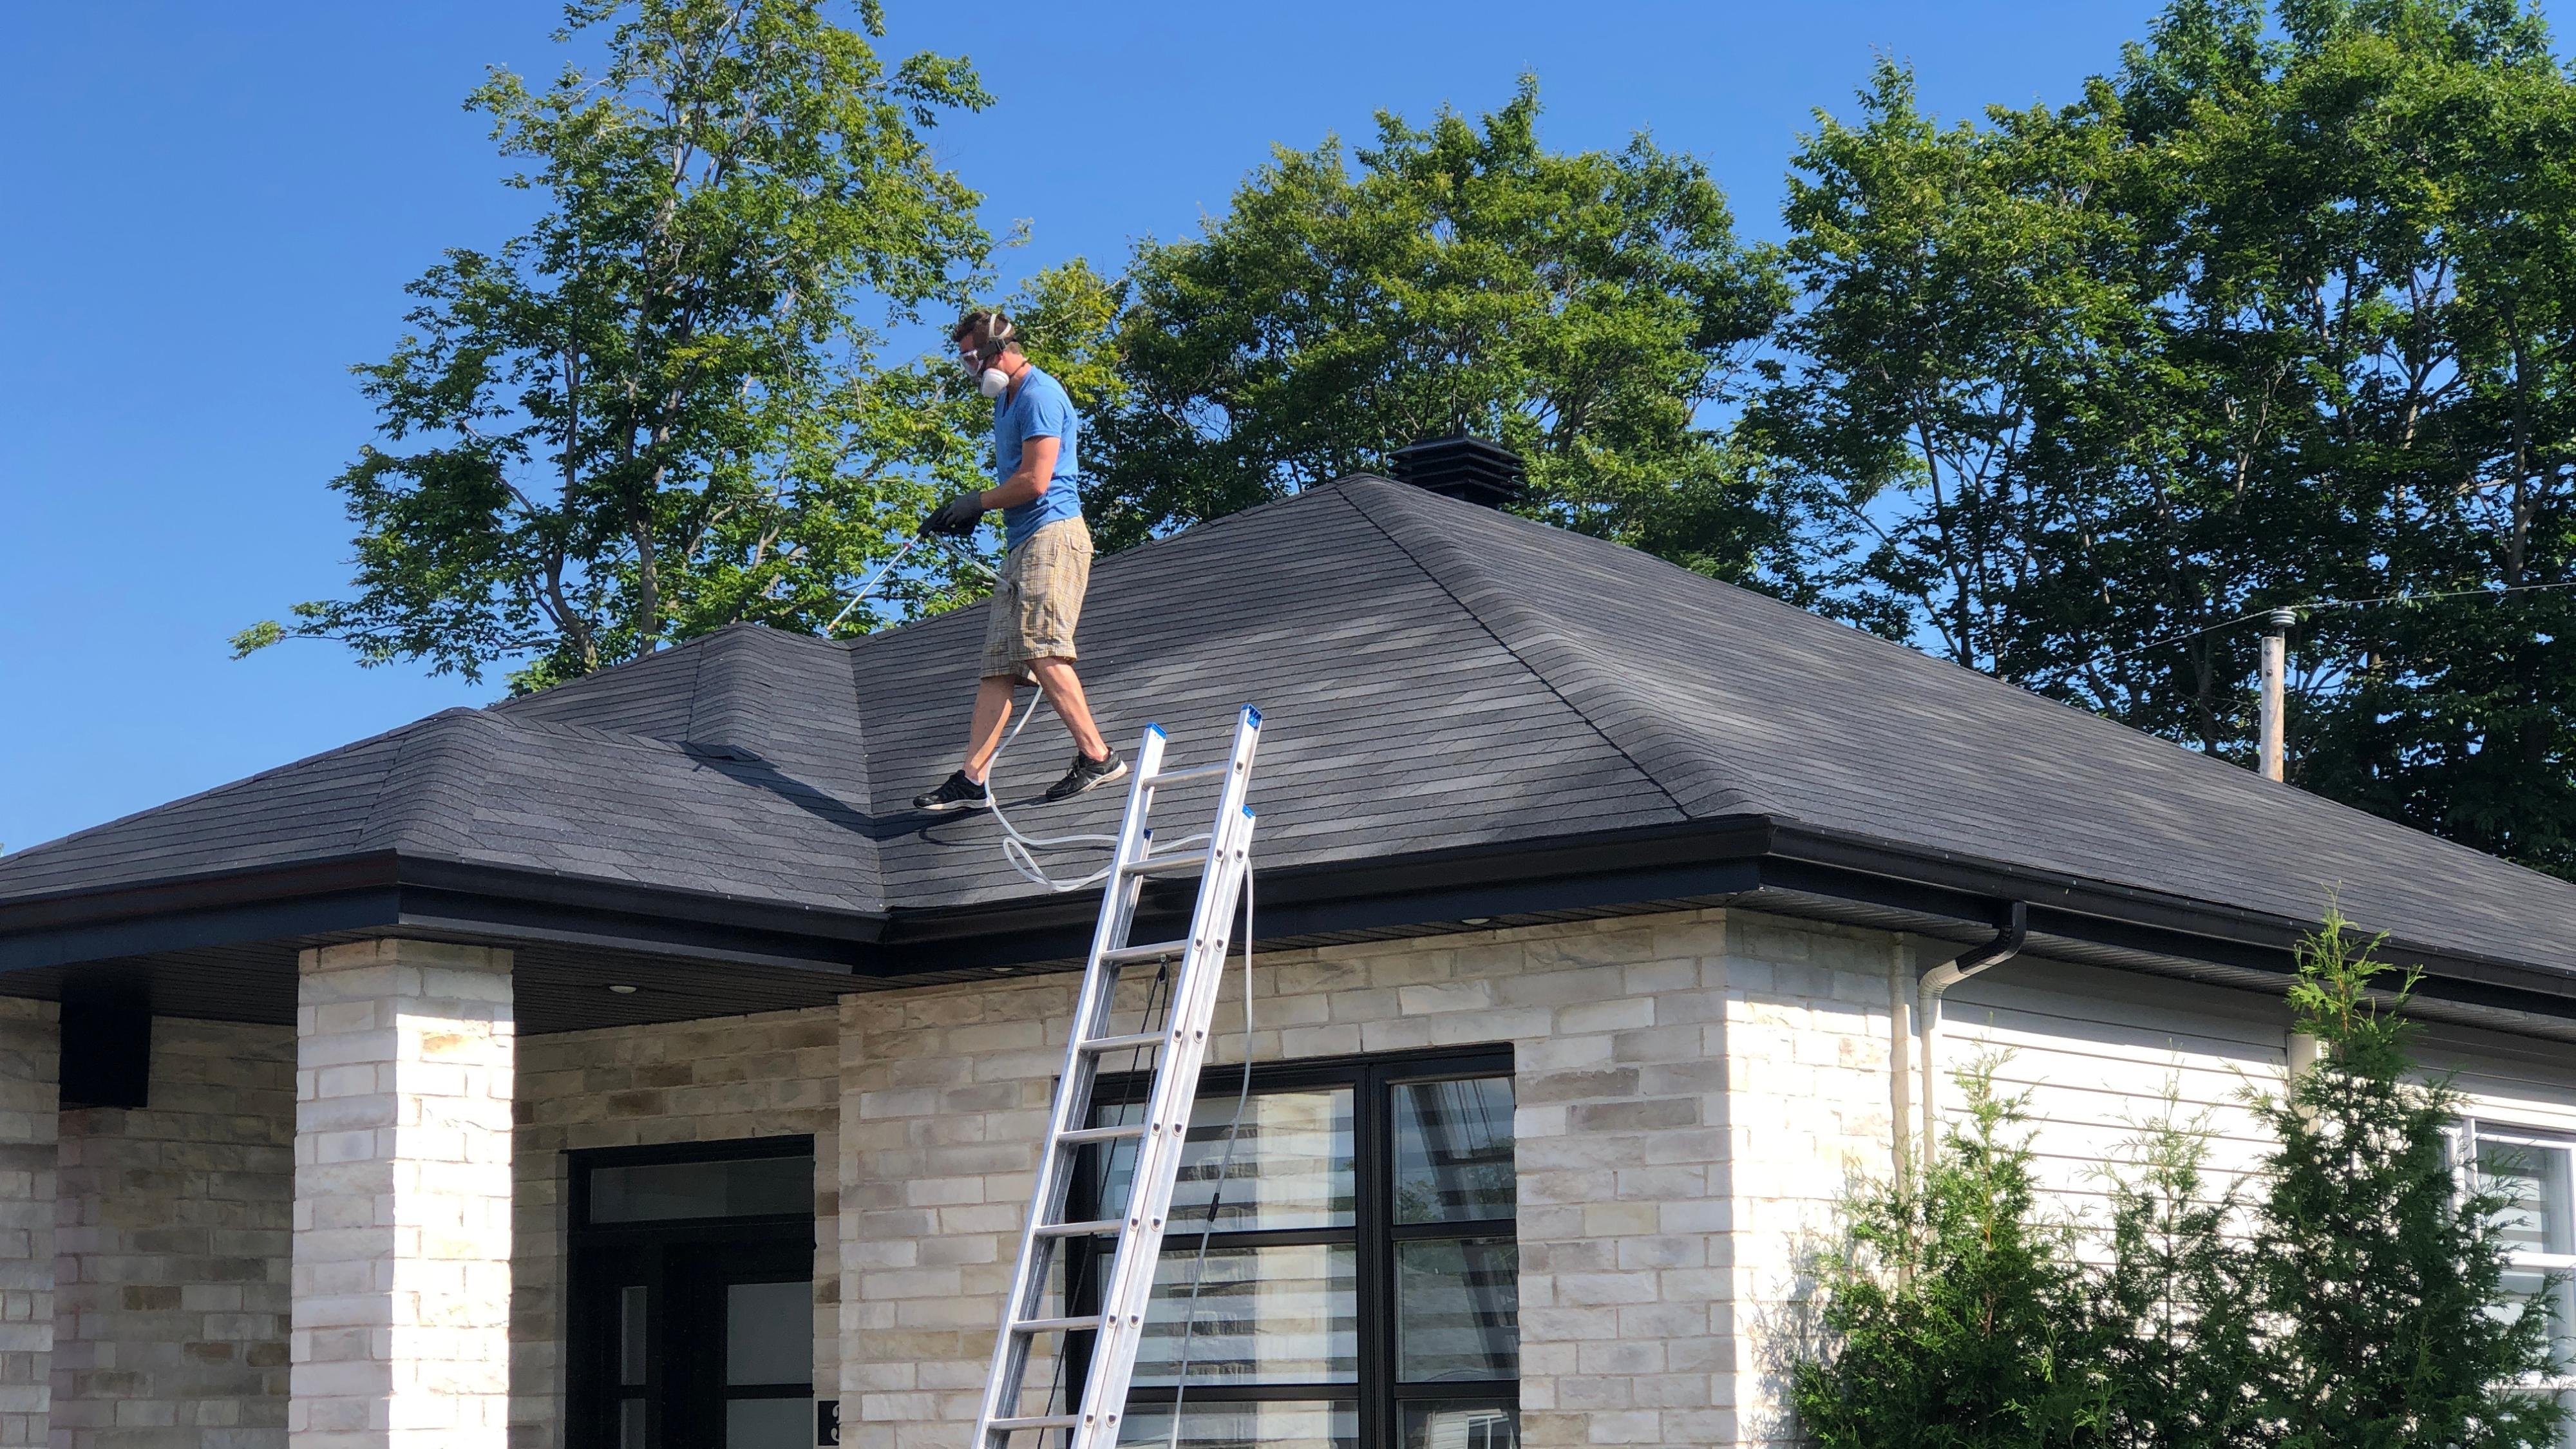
[2258,607,2294,782]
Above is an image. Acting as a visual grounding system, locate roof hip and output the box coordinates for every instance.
[1338,477,1764,819]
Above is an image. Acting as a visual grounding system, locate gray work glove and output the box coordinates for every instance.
[922,491,985,537]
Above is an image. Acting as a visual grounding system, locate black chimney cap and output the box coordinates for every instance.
[1388,433,1526,509]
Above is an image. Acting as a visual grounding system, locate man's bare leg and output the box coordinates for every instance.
[1027,657,1111,761]
[961,674,1018,782]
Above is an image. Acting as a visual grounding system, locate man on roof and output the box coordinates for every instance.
[910,310,1128,812]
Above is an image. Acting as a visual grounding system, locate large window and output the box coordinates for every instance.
[1075,1049,1519,1449]
[2474,1122,2576,1445]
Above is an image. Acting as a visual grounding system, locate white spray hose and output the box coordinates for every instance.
[980,702,1210,893]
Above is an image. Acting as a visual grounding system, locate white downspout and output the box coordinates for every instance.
[1915,902,2029,1160]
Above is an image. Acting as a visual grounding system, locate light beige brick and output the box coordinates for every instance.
[53,1016,292,1449]
[292,941,513,1449]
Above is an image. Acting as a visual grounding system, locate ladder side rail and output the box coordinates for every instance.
[1070,708,1263,1448]
[974,886,1151,1446]
[1071,809,1256,1449]
[972,725,1170,1446]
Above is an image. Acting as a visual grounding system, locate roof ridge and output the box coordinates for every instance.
[488,630,710,723]
[354,708,495,857]
[1336,478,1749,819]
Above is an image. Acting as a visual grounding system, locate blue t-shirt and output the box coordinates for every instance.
[993,365,1084,552]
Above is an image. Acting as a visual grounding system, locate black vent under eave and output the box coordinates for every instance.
[1389,433,1526,508]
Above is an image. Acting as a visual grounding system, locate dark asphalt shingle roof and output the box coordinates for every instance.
[8,475,2576,978]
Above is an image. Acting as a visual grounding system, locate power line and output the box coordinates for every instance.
[2092,579,2576,666]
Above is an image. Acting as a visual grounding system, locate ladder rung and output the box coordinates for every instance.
[1079,1030,1166,1054]
[1056,1122,1146,1145]
[1012,1315,1104,1335]
[1101,939,1191,964]
[1121,853,1206,876]
[1144,762,1227,786]
[989,1415,1083,1432]
[1035,1218,1122,1238]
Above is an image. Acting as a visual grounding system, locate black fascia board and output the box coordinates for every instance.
[0,888,406,972]
[1754,819,2576,1011]
[5,822,2574,1025]
[867,815,1785,949]
[0,853,890,976]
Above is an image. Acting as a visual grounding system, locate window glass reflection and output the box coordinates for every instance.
[1394,1078,1516,1224]
[724,1397,811,1448]
[618,1285,647,1386]
[726,1280,811,1387]
[1118,1400,1358,1449]
[1131,1244,1358,1385]
[1096,1089,1354,1231]
[589,1155,812,1224]
[2481,1139,2574,1256]
[1397,1238,1520,1382]
[1400,1400,1520,1449]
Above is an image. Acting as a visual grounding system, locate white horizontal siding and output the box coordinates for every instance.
[1938,959,2289,1214]
[1934,958,2576,1218]
[2420,1023,2576,1137]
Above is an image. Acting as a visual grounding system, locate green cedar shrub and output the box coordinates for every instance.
[2246,909,2568,1449]
[1794,909,2570,1448]
[1790,1059,2112,1448]
[2093,1098,2262,1449]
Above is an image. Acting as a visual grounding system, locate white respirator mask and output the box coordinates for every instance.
[958,313,1019,400]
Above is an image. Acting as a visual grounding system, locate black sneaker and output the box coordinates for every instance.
[1043,750,1129,802]
[913,770,990,813]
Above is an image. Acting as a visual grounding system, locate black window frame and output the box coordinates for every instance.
[1073,1045,1519,1449]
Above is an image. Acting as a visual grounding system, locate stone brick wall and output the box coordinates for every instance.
[0,999,56,1449]
[837,907,1906,1449]
[290,939,515,1449]
[1708,918,1907,1445]
[52,1016,294,1449]
[509,1007,839,1449]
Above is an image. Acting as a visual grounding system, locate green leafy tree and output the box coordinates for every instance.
[2246,910,2566,1448]
[234,0,998,691]
[1755,59,2152,657]
[1792,1061,2110,1448]
[2077,0,2576,863]
[1089,78,1797,582]
[1760,0,2576,878]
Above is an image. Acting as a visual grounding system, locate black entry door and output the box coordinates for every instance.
[568,1139,819,1449]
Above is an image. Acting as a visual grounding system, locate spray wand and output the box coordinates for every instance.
[824,531,999,632]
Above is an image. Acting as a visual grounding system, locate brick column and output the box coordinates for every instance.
[0,1000,56,1448]
[291,940,514,1449]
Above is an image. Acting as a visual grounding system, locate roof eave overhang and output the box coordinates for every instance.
[0,852,891,977]
[3,818,2571,1028]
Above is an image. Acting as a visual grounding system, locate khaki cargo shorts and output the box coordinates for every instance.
[981,516,1094,681]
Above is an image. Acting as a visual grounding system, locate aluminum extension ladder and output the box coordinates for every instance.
[971,705,1264,1449]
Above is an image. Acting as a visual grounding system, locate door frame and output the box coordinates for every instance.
[565,1135,819,1449]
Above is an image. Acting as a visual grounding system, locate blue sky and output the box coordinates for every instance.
[0,0,2182,853]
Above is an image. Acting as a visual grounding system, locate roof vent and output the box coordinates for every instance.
[1389,433,1525,508]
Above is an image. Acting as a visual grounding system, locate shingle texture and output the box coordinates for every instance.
[8,476,2575,976]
